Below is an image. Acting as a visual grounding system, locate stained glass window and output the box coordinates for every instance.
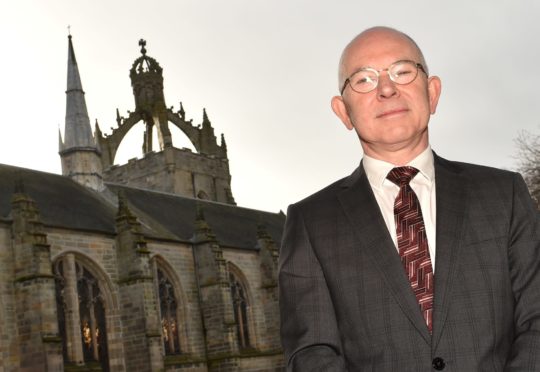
[54,257,109,371]
[157,268,181,355]
[77,263,108,367]
[229,271,251,349]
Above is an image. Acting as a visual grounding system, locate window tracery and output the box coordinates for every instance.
[54,256,109,371]
[157,267,181,355]
[229,270,251,349]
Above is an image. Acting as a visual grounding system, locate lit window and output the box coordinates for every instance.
[54,257,109,370]
[157,268,181,355]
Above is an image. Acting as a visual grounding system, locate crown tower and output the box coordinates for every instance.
[63,38,235,204]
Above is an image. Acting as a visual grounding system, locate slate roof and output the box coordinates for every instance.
[0,164,285,250]
[108,184,285,249]
[0,164,116,233]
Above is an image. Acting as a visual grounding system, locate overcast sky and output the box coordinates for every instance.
[1,0,539,213]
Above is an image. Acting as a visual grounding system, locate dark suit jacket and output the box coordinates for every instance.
[279,154,540,371]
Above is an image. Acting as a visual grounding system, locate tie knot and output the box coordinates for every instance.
[387,166,419,186]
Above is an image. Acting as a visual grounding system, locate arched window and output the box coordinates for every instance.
[78,264,108,364]
[157,267,181,355]
[54,255,109,371]
[151,257,189,357]
[229,270,251,349]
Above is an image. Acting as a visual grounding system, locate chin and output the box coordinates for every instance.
[380,131,425,147]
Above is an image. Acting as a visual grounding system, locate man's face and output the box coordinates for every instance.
[331,29,441,160]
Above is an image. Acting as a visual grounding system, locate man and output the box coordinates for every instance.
[278,26,540,371]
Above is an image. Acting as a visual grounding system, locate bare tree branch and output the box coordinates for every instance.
[514,129,540,203]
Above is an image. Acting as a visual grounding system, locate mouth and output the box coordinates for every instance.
[376,108,409,119]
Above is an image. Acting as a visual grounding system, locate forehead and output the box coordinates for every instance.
[343,30,421,72]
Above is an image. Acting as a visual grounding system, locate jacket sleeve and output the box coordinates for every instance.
[505,173,540,370]
[278,203,347,372]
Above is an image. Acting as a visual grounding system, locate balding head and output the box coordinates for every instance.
[337,27,428,92]
[330,26,441,164]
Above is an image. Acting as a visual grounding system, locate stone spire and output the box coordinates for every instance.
[59,34,103,191]
[61,34,97,150]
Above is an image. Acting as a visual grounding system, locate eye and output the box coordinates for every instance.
[391,62,417,82]
[351,71,376,88]
[395,69,413,76]
[393,66,414,77]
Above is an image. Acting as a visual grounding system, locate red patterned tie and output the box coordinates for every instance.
[387,166,434,334]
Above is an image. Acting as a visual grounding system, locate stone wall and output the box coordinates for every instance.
[0,223,19,372]
[60,149,104,191]
[104,147,233,204]
[223,248,282,355]
[0,221,282,371]
[48,229,126,371]
[149,241,208,370]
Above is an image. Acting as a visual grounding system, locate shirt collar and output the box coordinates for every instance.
[362,146,435,189]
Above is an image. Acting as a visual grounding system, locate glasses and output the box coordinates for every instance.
[340,60,427,95]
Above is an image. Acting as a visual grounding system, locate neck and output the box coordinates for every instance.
[362,139,429,166]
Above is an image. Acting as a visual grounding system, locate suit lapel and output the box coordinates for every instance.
[337,164,431,344]
[431,154,467,350]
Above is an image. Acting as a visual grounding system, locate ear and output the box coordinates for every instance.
[427,76,442,114]
[331,95,354,130]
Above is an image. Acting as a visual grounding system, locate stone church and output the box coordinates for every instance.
[0,36,285,371]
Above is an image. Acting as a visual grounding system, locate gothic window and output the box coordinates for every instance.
[54,256,109,371]
[157,268,181,355]
[78,265,108,364]
[229,271,251,349]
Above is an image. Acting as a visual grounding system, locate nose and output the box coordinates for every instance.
[377,72,398,99]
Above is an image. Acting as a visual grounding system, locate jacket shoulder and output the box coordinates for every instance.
[436,156,527,206]
[290,169,359,212]
[437,156,518,181]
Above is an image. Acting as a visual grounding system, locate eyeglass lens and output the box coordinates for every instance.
[348,61,419,93]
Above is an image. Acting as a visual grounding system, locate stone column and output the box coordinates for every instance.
[256,224,281,351]
[63,253,84,365]
[115,194,163,371]
[192,207,238,370]
[11,188,63,371]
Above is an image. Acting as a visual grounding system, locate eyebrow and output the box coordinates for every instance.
[348,59,415,74]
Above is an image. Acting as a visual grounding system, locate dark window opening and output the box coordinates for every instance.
[229,272,251,349]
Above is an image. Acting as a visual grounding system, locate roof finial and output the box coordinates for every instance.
[179,102,185,120]
[139,39,147,55]
[221,133,227,151]
[68,25,71,38]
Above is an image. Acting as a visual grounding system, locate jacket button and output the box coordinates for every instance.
[432,357,445,370]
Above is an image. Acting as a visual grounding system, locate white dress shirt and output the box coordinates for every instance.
[362,146,437,271]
